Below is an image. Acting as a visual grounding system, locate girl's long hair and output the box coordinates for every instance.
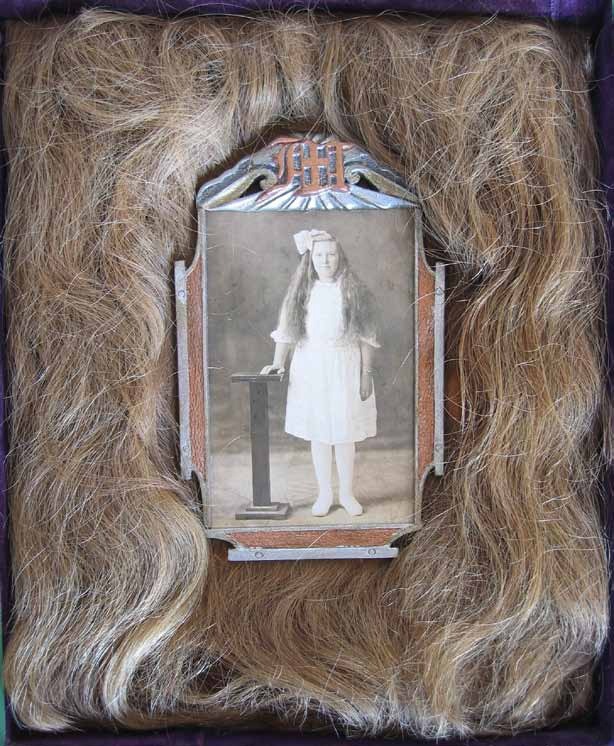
[279,239,378,344]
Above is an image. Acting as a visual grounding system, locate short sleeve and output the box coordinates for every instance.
[270,301,297,344]
[271,328,296,344]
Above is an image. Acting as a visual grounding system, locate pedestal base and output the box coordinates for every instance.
[235,502,291,520]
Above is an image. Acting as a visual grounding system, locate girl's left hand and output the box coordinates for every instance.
[360,370,373,401]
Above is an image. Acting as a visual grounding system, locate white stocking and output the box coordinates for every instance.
[310,440,333,516]
[334,442,363,516]
[335,442,355,497]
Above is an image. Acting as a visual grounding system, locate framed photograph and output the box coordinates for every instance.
[175,136,445,561]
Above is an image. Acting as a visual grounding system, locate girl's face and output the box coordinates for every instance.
[311,239,339,281]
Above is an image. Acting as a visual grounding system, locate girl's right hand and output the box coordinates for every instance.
[260,364,285,375]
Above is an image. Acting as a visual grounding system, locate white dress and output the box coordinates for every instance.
[271,278,379,445]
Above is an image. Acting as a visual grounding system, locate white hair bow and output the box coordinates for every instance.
[293,229,334,256]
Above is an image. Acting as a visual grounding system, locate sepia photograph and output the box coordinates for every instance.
[204,206,417,531]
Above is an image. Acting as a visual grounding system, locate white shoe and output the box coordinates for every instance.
[339,494,363,517]
[311,493,333,517]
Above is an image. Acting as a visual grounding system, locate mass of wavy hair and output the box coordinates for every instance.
[277,234,378,345]
[2,8,610,740]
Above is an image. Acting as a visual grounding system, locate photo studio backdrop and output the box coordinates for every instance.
[0,0,612,745]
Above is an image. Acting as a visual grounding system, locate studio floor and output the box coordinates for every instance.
[208,445,415,529]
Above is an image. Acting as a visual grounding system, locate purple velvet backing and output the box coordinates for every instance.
[1,1,613,744]
[597,1,614,743]
[0,0,606,21]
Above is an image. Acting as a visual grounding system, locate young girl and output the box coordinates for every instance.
[261,229,380,518]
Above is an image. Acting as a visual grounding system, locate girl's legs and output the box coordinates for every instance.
[310,440,334,516]
[335,442,363,516]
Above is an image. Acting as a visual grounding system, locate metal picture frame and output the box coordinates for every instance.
[175,135,445,561]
